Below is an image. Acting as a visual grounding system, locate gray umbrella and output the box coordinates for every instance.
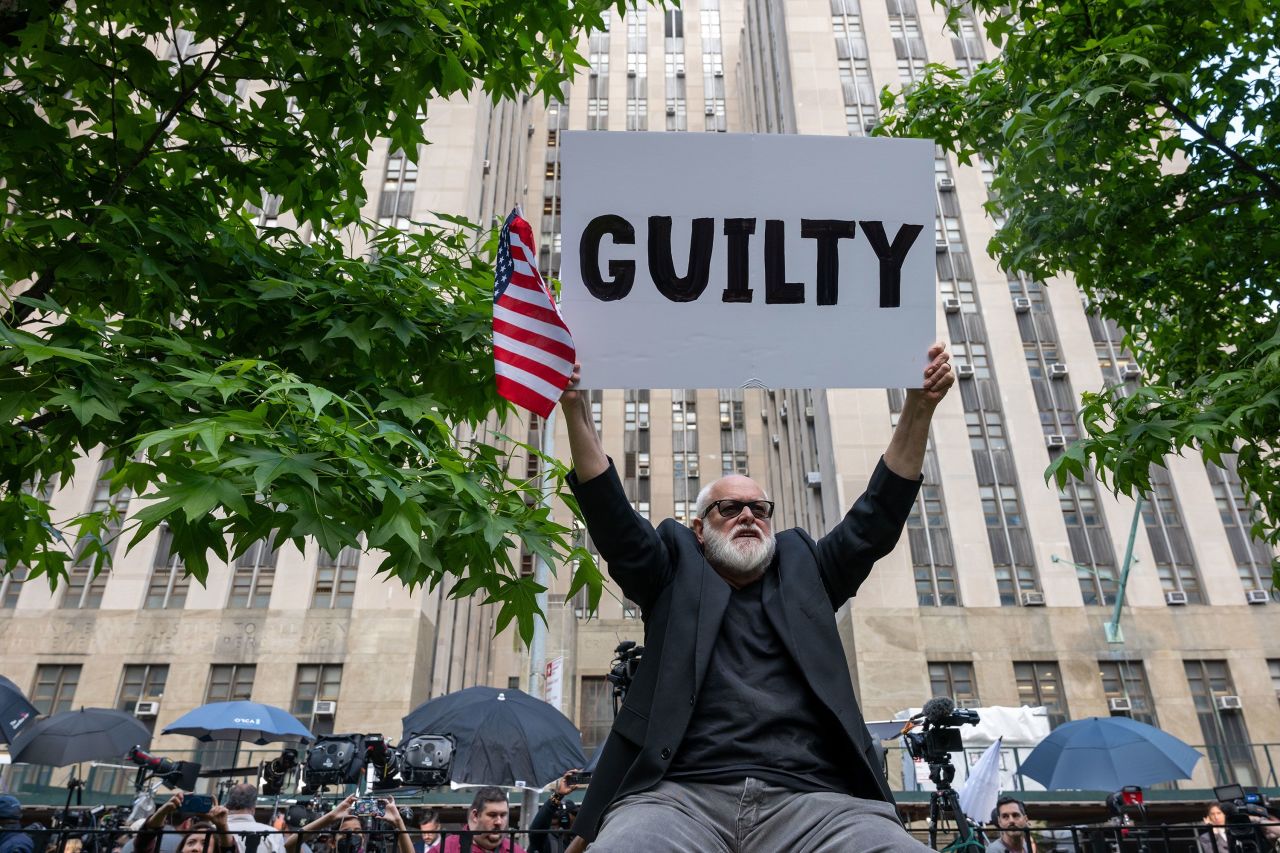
[0,675,38,743]
[8,707,152,766]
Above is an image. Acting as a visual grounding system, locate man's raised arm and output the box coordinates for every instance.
[561,362,608,483]
[884,341,953,480]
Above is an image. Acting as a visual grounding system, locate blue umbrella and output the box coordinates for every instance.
[1017,716,1201,790]
[163,701,314,745]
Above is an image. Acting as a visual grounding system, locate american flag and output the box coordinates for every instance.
[493,209,576,417]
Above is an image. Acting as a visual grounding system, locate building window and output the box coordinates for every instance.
[1013,662,1068,729]
[579,676,614,752]
[293,664,343,737]
[229,538,279,608]
[1206,455,1275,596]
[1098,660,1157,726]
[313,546,360,609]
[63,463,131,609]
[377,148,418,229]
[1268,660,1280,708]
[1185,659,1257,785]
[117,665,168,734]
[1,567,28,609]
[1144,465,1203,603]
[928,662,979,708]
[145,525,191,609]
[32,664,81,715]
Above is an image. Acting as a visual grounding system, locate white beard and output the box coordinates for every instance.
[702,523,776,579]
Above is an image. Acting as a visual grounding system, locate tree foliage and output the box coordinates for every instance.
[882,0,1279,583]
[0,0,611,640]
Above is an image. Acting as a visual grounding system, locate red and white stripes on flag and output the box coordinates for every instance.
[493,209,576,417]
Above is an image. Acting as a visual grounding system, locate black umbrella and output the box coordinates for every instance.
[8,707,152,766]
[402,687,586,789]
[0,675,38,743]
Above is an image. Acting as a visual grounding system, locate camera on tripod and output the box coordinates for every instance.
[1214,783,1275,852]
[261,748,299,796]
[127,745,202,791]
[902,697,981,851]
[607,641,644,713]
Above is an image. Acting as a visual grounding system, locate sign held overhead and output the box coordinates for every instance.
[559,132,937,390]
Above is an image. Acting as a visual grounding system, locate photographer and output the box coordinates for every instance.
[527,771,584,853]
[286,796,412,853]
[135,793,235,853]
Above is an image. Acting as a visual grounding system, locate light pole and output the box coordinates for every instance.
[1051,497,1145,645]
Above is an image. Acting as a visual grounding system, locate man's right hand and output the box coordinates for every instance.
[560,361,608,482]
[561,362,584,407]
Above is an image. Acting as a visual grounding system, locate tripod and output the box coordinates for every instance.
[925,760,978,852]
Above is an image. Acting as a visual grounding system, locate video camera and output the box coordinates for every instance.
[261,748,299,796]
[396,734,454,788]
[127,745,202,791]
[607,641,644,713]
[902,697,979,767]
[1215,783,1275,852]
[301,733,455,793]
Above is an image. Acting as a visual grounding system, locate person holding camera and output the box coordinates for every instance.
[134,793,236,853]
[527,771,586,853]
[558,344,952,852]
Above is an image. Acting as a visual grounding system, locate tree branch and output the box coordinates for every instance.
[1157,97,1280,200]
[3,16,250,328]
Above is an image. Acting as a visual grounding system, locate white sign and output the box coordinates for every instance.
[544,656,564,712]
[559,132,936,389]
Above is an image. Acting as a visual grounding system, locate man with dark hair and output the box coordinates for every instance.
[412,810,440,853]
[559,344,953,852]
[225,784,285,853]
[0,795,32,853]
[436,788,524,853]
[987,797,1035,853]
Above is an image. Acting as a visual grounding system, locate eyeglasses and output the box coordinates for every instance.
[701,499,775,520]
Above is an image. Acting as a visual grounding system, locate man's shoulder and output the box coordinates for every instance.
[985,840,1011,853]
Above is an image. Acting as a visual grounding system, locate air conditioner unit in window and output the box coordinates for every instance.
[1013,297,1032,313]
[1245,589,1270,605]
[482,159,491,174]
[676,66,686,76]
[864,120,878,133]
[779,404,788,420]
[943,298,961,314]
[134,701,161,717]
[938,177,955,190]
[527,123,535,137]
[804,406,814,421]
[589,69,598,77]
[956,363,975,378]
[714,69,724,78]
[705,106,716,115]
[805,471,822,488]
[1045,434,1067,449]
[627,69,636,77]
[771,434,780,446]
[666,106,676,116]
[761,409,769,421]
[637,466,650,478]
[1020,591,1046,607]
[1164,590,1188,606]
[314,700,338,716]
[936,239,949,251]
[1107,697,1132,712]
[1120,364,1142,379]
[1214,695,1243,711]
[1049,363,1069,379]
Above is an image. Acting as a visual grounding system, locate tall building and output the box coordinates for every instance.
[3,0,1277,802]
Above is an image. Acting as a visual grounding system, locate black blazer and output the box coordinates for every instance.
[567,457,920,842]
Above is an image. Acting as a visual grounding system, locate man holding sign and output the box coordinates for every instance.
[559,344,952,852]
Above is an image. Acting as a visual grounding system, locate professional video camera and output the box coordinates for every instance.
[902,697,980,851]
[396,734,454,788]
[304,735,368,791]
[1215,783,1275,853]
[607,641,644,713]
[128,745,202,791]
[261,747,299,796]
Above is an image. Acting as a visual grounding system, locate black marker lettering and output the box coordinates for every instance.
[764,219,804,304]
[800,219,857,306]
[859,221,923,308]
[648,216,714,302]
[579,214,636,301]
[722,218,757,303]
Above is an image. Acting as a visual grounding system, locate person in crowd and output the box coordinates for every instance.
[1198,803,1229,853]
[224,785,284,853]
[284,795,411,853]
[134,793,236,853]
[558,344,953,853]
[986,797,1036,853]
[411,811,440,853]
[0,796,32,853]
[527,771,584,853]
[434,788,524,853]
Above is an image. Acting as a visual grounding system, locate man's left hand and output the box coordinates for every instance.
[910,341,953,406]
